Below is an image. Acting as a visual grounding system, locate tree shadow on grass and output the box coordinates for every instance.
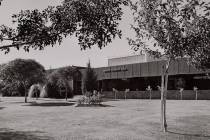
[38,98,73,102]
[75,104,114,107]
[0,128,52,140]
[22,102,75,107]
[9,101,36,104]
[102,98,121,102]
[0,107,5,110]
[167,115,210,138]
[68,100,77,103]
[167,130,210,138]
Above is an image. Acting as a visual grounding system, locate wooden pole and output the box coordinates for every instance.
[36,90,38,100]
[24,82,27,103]
[196,91,198,100]
[125,92,126,100]
[150,90,151,100]
[65,86,68,101]
[181,91,182,100]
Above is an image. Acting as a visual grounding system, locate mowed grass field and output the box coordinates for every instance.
[1,97,210,140]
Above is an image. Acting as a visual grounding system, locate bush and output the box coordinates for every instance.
[77,91,102,105]
[0,82,25,97]
[28,84,42,98]
[44,82,73,99]
[46,68,75,99]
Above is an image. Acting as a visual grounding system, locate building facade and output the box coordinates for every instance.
[90,54,210,92]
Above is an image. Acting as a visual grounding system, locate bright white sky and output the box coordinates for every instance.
[0,0,136,69]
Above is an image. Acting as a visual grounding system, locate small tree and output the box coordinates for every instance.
[46,66,78,100]
[193,86,198,100]
[125,88,130,99]
[82,61,98,94]
[56,66,79,100]
[146,85,152,100]
[0,59,45,103]
[179,88,184,100]
[129,0,210,132]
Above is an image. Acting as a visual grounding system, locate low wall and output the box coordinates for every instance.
[102,90,210,100]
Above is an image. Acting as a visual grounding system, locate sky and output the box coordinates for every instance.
[0,0,136,69]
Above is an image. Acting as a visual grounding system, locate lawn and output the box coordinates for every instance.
[0,97,210,140]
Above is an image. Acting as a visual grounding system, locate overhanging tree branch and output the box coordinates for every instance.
[0,42,33,50]
[0,0,127,53]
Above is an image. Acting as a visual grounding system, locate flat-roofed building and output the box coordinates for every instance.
[80,55,210,99]
[108,52,160,66]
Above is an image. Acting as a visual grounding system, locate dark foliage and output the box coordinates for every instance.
[129,0,210,70]
[0,82,25,97]
[82,61,98,93]
[0,59,45,99]
[0,0,128,53]
[45,82,73,99]
[45,66,80,98]
[0,128,52,140]
[28,84,42,98]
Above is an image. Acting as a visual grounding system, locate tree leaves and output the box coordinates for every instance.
[129,0,210,69]
[83,61,97,92]
[0,59,46,88]
[0,0,127,53]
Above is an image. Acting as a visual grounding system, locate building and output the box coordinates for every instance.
[43,53,210,99]
[108,51,163,66]
[92,54,210,92]
[48,53,210,99]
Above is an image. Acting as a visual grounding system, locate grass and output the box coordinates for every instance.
[0,97,210,140]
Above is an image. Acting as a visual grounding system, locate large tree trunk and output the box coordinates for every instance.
[161,60,170,132]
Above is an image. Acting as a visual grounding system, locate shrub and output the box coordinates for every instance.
[46,68,75,99]
[82,61,98,94]
[77,96,86,105]
[89,94,102,104]
[44,82,73,99]
[0,82,25,97]
[28,84,42,98]
[77,91,102,105]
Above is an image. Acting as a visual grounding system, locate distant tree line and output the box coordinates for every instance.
[0,58,81,102]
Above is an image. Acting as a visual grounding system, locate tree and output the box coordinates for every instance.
[0,81,25,96]
[46,66,79,100]
[56,66,80,100]
[82,61,98,94]
[129,0,210,132]
[0,0,128,53]
[0,59,45,103]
